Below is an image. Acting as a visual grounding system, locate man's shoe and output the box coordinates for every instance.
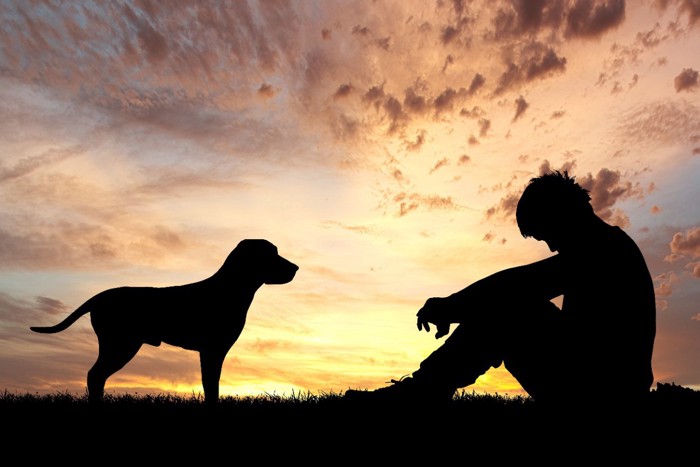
[344,376,455,404]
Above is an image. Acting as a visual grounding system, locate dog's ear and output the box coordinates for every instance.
[236,239,275,253]
[216,239,280,278]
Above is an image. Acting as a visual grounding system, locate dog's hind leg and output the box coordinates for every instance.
[199,349,228,405]
[87,337,142,403]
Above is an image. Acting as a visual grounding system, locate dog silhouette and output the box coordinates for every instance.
[31,239,298,404]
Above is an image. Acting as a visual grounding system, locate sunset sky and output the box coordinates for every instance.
[1,0,699,399]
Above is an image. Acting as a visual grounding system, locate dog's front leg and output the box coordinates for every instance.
[199,349,227,405]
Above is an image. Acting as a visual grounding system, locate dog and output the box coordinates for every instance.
[30,239,298,404]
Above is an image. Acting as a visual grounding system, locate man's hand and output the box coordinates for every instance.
[416,297,451,339]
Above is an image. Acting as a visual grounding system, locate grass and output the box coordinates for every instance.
[0,386,534,412]
[2,382,698,419]
[2,384,699,458]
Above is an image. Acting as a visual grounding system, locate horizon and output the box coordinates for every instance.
[1,0,699,399]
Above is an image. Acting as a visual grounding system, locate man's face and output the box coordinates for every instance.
[533,233,560,252]
[530,222,570,253]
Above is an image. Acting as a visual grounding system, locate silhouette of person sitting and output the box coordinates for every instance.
[345,170,656,408]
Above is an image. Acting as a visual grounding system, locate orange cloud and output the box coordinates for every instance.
[389,191,461,218]
[654,271,680,298]
[495,44,567,95]
[258,83,277,99]
[512,95,529,122]
[430,158,450,174]
[564,0,626,38]
[666,227,700,267]
[333,83,353,99]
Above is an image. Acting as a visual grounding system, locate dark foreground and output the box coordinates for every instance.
[3,383,699,459]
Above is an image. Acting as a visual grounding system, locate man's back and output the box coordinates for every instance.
[558,222,656,397]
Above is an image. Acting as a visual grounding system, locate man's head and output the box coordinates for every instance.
[516,170,593,252]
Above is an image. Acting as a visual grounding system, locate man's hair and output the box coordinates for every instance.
[516,170,592,238]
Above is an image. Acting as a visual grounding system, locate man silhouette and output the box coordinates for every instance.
[345,170,656,407]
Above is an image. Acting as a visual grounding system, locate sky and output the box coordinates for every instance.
[1,0,699,399]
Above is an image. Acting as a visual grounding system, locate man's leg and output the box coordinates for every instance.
[502,300,574,403]
[345,298,566,403]
[410,318,505,391]
[343,303,506,402]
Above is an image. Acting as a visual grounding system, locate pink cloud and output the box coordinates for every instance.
[674,68,699,92]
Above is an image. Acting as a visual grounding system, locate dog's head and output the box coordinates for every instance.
[221,239,298,285]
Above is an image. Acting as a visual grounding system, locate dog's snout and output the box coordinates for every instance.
[266,256,298,284]
[284,257,299,277]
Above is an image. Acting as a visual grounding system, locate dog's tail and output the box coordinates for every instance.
[30,295,98,334]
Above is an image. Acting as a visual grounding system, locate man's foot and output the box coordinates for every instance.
[344,376,455,404]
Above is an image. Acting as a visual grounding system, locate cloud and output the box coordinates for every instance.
[126,4,170,65]
[538,159,577,176]
[383,96,409,134]
[0,293,49,328]
[440,24,461,45]
[333,83,354,100]
[403,84,430,115]
[665,227,700,274]
[363,84,387,110]
[577,167,644,225]
[0,218,191,271]
[442,54,454,73]
[484,162,639,226]
[404,129,427,152]
[363,78,474,135]
[654,271,679,298]
[495,43,567,95]
[458,155,471,165]
[565,0,626,38]
[654,0,700,27]
[35,296,69,316]
[618,100,700,147]
[460,106,486,119]
[678,0,700,25]
[258,83,277,99]
[688,262,700,278]
[491,1,563,39]
[434,87,466,115]
[551,110,567,118]
[467,73,486,95]
[0,146,84,182]
[485,192,521,221]
[385,191,462,218]
[0,1,309,118]
[674,68,699,92]
[512,95,530,122]
[0,291,93,349]
[430,158,450,174]
[636,22,668,49]
[668,227,700,257]
[482,230,508,245]
[320,221,375,235]
[478,118,491,137]
[490,0,625,40]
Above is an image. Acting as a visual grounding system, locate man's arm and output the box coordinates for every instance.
[417,254,564,338]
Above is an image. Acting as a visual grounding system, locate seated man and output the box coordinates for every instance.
[345,170,656,407]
